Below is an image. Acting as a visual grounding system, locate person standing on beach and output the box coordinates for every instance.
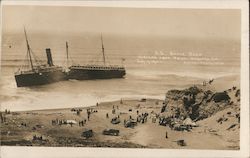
[77,110,80,116]
[87,109,91,121]
[166,131,168,139]
[0,113,2,122]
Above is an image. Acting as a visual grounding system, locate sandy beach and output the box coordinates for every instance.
[0,81,240,150]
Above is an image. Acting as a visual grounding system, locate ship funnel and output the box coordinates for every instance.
[46,48,54,66]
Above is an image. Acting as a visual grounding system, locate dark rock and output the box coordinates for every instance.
[212,92,230,103]
[227,124,237,130]
[235,89,240,97]
[177,139,187,146]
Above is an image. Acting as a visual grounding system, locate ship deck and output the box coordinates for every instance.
[70,65,125,71]
[15,65,64,75]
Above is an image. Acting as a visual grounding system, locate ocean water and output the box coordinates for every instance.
[0,33,240,111]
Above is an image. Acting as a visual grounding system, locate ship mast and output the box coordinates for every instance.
[24,28,34,70]
[66,41,69,66]
[101,34,106,65]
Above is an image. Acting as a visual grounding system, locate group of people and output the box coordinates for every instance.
[0,112,7,123]
[107,105,154,126]
[33,135,43,141]
[202,79,214,86]
[4,109,11,114]
[50,107,100,127]
[106,105,120,118]
[51,119,68,126]
[21,122,27,127]
[51,119,87,127]
[136,112,149,124]
[0,109,11,123]
[71,108,82,115]
[111,105,119,114]
[86,108,98,121]
[78,120,87,126]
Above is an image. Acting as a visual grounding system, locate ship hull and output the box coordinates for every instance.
[67,69,126,80]
[15,70,66,87]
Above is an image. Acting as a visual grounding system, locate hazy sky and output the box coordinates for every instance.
[2,5,240,40]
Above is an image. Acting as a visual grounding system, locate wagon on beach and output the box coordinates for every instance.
[81,129,93,139]
[102,129,120,136]
[159,117,171,126]
[124,119,137,128]
[140,98,147,102]
[177,139,187,146]
[173,124,191,132]
[111,117,120,124]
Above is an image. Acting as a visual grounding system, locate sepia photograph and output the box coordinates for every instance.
[0,1,249,158]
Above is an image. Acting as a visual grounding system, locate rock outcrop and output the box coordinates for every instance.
[164,85,239,121]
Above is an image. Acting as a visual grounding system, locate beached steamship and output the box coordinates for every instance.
[14,29,66,87]
[15,31,126,87]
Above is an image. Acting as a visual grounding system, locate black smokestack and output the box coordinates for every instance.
[46,48,54,66]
